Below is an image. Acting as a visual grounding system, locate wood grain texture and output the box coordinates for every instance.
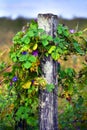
[38,13,58,130]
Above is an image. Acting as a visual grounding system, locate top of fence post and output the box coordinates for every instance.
[38,13,58,37]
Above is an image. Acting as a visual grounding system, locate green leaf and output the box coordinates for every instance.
[12,57,18,62]
[73,42,79,48]
[21,35,30,44]
[77,96,84,106]
[13,31,23,44]
[59,43,64,48]
[10,52,18,62]
[19,55,28,61]
[54,37,60,44]
[27,117,38,126]
[51,52,60,60]
[46,84,54,92]
[74,31,83,36]
[56,48,63,54]
[38,29,45,33]
[27,30,35,37]
[73,42,84,54]
[20,45,29,52]
[63,30,69,37]
[0,62,6,71]
[57,24,63,34]
[58,29,62,34]
[47,35,53,41]
[65,68,75,77]
[40,34,48,39]
[23,61,32,69]
[16,106,29,120]
[28,55,36,62]
[48,46,56,54]
[57,24,69,37]
[29,21,38,30]
[59,70,66,79]
[42,39,49,46]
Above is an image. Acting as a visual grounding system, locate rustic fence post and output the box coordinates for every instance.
[38,14,58,130]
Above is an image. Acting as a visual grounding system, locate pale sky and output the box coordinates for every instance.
[0,0,87,19]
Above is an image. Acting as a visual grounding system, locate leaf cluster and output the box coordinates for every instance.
[1,20,87,128]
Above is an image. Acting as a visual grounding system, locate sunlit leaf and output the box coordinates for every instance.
[33,43,38,50]
[48,46,56,54]
[22,81,31,89]
[42,39,48,46]
[21,35,30,44]
[23,61,32,69]
[28,55,36,62]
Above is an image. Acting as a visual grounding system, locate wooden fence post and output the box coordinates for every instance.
[38,14,58,130]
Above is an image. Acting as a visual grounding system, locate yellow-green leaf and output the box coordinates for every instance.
[48,46,56,54]
[33,43,38,50]
[22,81,31,89]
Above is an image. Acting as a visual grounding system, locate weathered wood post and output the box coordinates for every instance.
[38,14,58,130]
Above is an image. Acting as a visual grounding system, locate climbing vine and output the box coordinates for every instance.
[0,20,87,129]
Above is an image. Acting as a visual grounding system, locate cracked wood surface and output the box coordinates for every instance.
[38,13,58,130]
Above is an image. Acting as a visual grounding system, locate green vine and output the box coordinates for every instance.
[1,20,87,128]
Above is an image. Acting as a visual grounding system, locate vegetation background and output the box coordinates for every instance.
[0,16,87,70]
[0,16,87,129]
[0,16,87,50]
